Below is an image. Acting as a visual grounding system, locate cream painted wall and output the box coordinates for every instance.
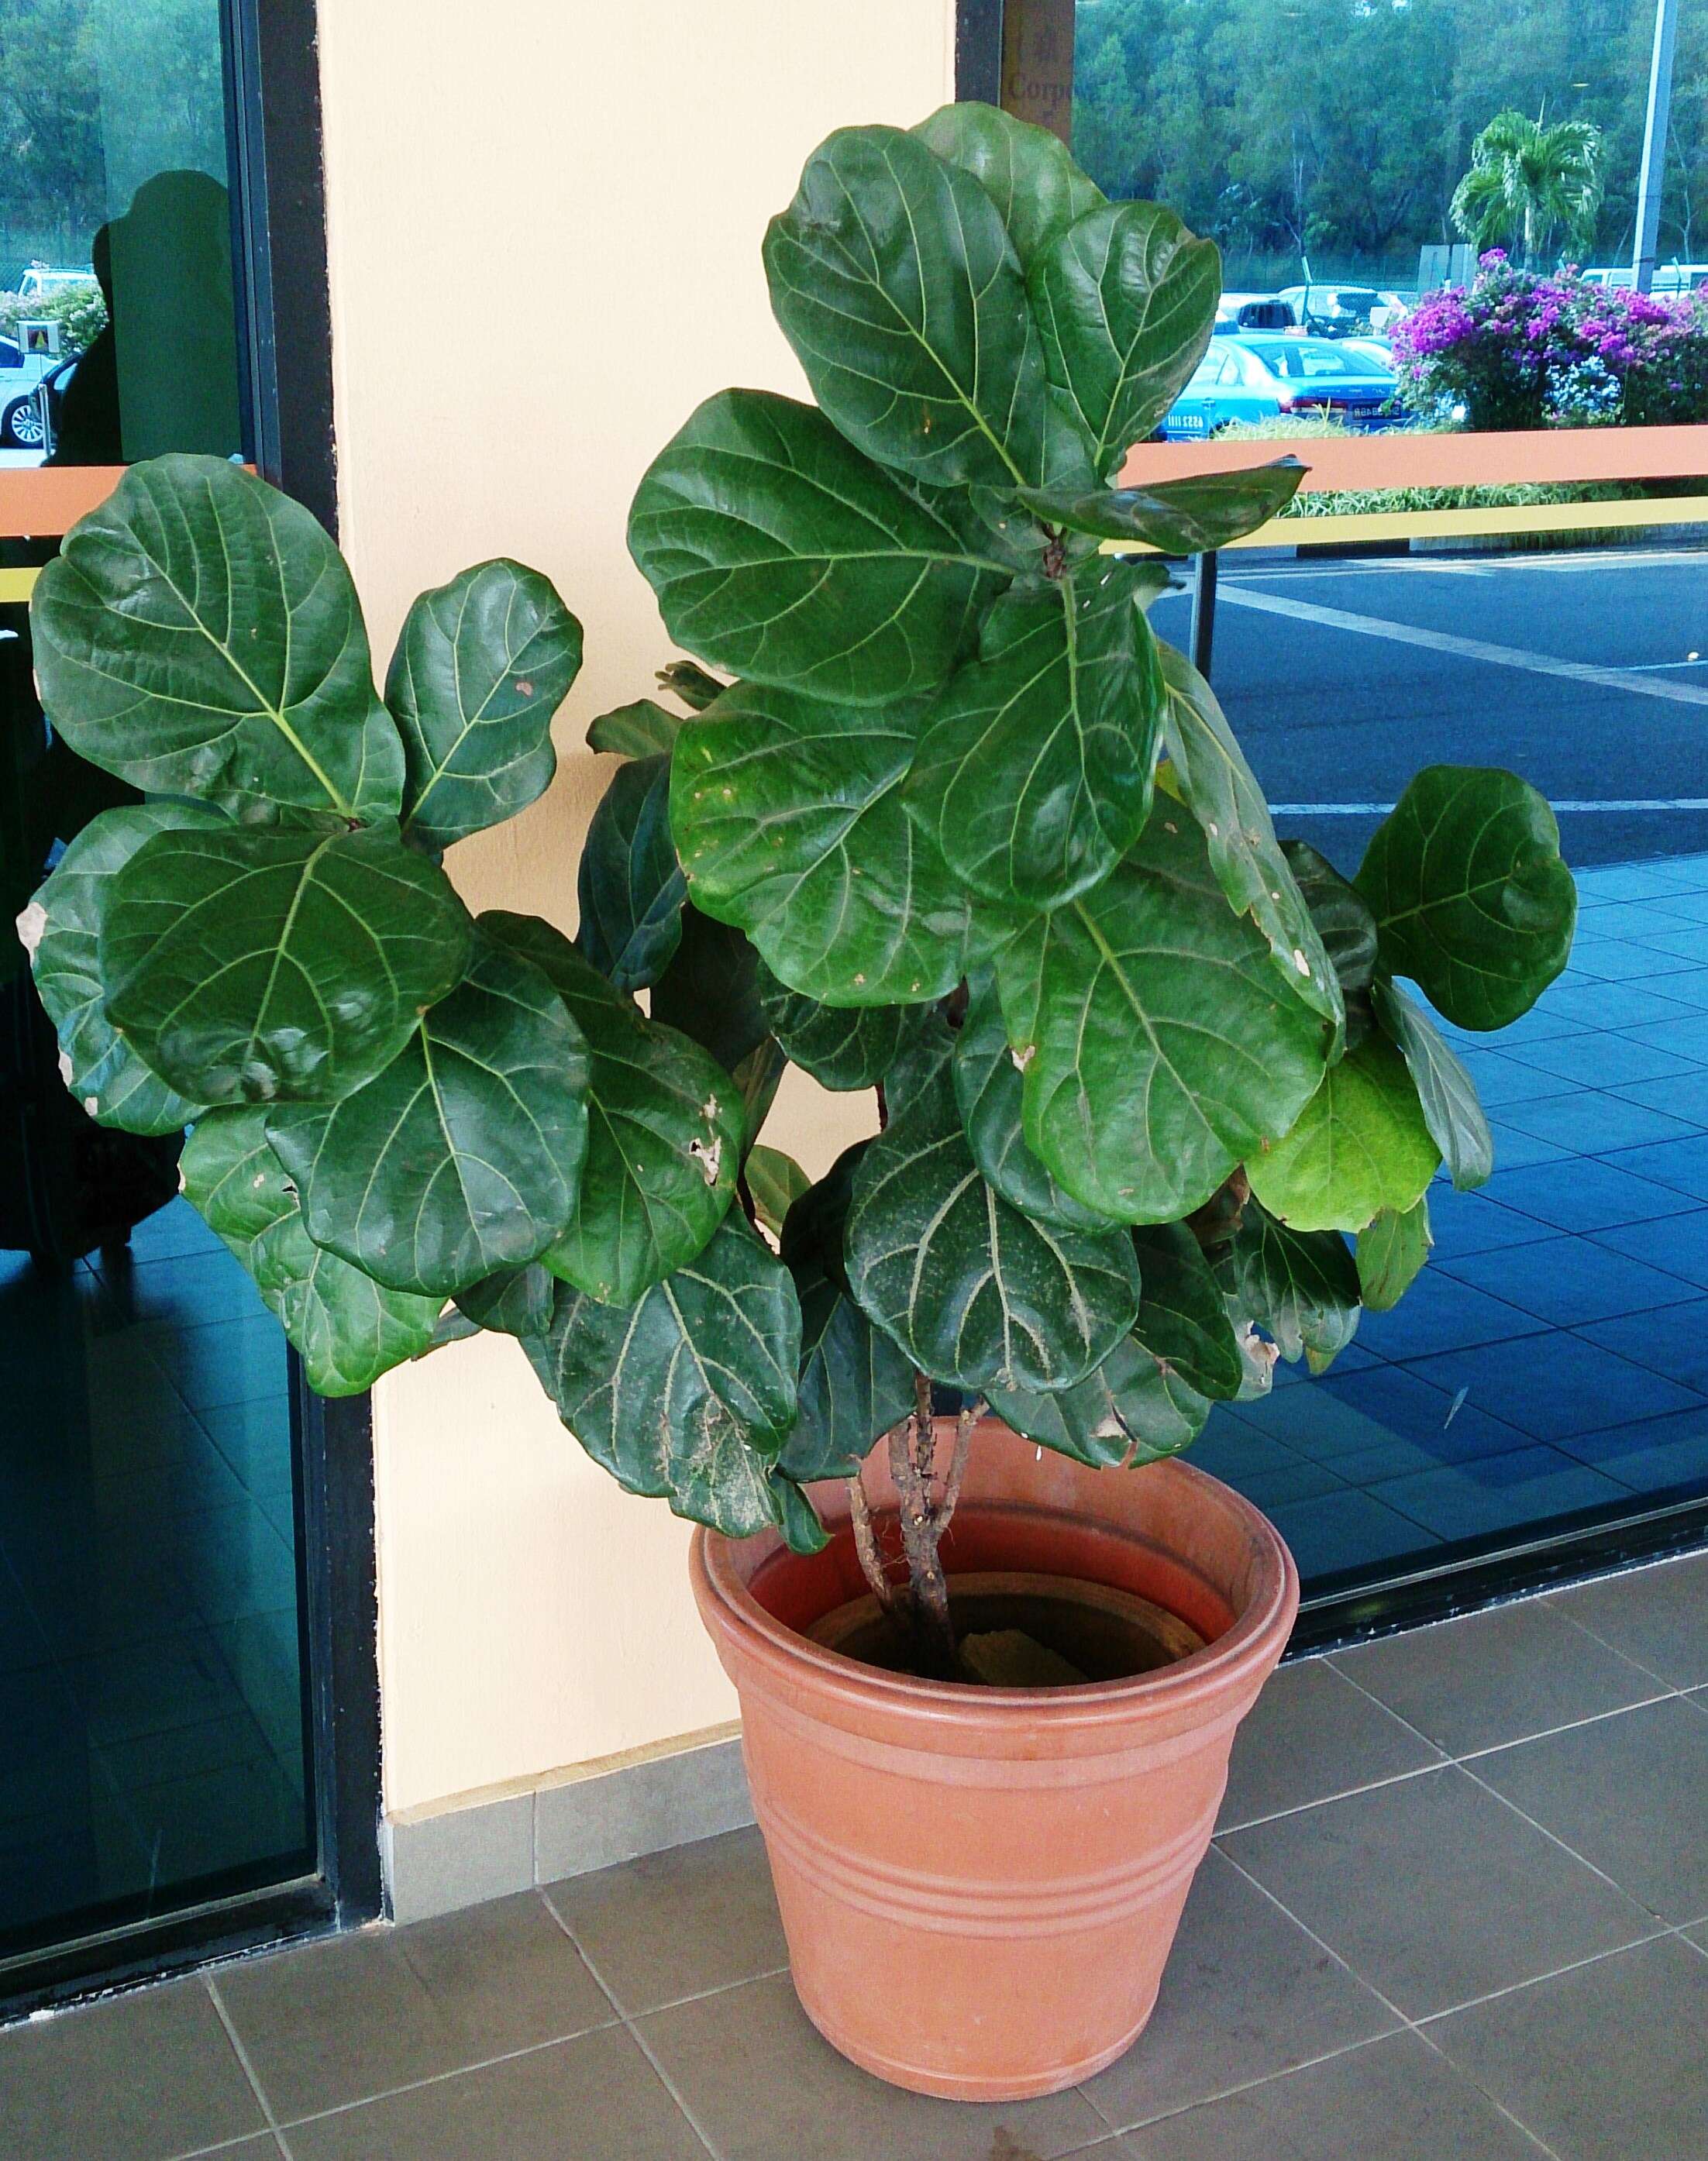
[315,0,957,1814]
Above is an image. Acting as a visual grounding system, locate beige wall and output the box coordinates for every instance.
[315,0,956,1815]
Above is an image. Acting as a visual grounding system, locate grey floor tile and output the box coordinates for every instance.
[0,1977,265,2161]
[1083,1849,1398,2132]
[1469,1697,1708,1925]
[1331,1596,1666,1757]
[1430,1935,1708,2161]
[1121,2031,1548,2161]
[1549,1552,1708,1688]
[284,2023,704,2161]
[545,1825,787,2016]
[213,1894,613,2122]
[1217,1657,1443,1830]
[1221,1764,1653,2018]
[638,1970,1107,2161]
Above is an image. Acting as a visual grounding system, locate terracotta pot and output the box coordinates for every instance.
[690,1417,1298,2102]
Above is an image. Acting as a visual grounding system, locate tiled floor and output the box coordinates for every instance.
[1209,850,1708,1581]
[4,1551,1703,2161]
[0,1199,307,1951]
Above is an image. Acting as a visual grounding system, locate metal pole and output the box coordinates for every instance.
[1634,0,1681,294]
[1190,551,1219,681]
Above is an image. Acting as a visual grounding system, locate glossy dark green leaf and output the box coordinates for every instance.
[1249,1033,1440,1234]
[952,971,1115,1231]
[484,913,742,1306]
[648,903,770,1077]
[670,682,968,1007]
[101,822,472,1106]
[1355,766,1578,1031]
[1029,201,1222,476]
[629,391,998,704]
[1358,1196,1433,1314]
[732,1037,787,1156]
[1224,1199,1362,1370]
[587,698,684,759]
[1282,840,1379,998]
[904,560,1166,909]
[22,801,223,1135]
[1020,459,1305,552]
[911,102,1104,272]
[1129,1221,1244,1400]
[1372,978,1494,1192]
[267,926,591,1297]
[746,1144,811,1239]
[754,958,918,1092]
[389,558,582,849]
[992,814,1330,1224]
[763,123,1058,490]
[524,1216,798,1536]
[770,1472,832,1554]
[656,660,726,712]
[845,1063,1140,1392]
[33,456,403,821]
[575,755,687,993]
[1159,645,1341,1032]
[989,1335,1209,1468]
[455,1262,557,1338]
[180,1107,440,1395]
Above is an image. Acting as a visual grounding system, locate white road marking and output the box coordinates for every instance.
[1217,584,1708,707]
[1272,800,1708,814]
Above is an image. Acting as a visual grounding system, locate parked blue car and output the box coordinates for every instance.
[1160,334,1403,439]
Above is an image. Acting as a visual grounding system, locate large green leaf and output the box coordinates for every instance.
[524,1216,798,1536]
[267,925,590,1297]
[1282,839,1379,999]
[647,903,770,1078]
[746,1144,812,1239]
[388,558,583,849]
[1358,1196,1434,1313]
[1223,1199,1361,1371]
[1249,1033,1441,1233]
[484,912,742,1305]
[990,1334,1209,1468]
[656,660,727,711]
[22,802,222,1135]
[845,1062,1140,1392]
[102,822,472,1106]
[670,682,967,1007]
[912,102,1104,272]
[1355,766,1578,1030]
[1020,459,1304,552]
[778,1141,915,1481]
[992,814,1331,1224]
[1029,201,1221,476]
[755,958,919,1092]
[587,698,684,759]
[628,391,997,704]
[1130,1221,1244,1400]
[33,456,402,821]
[1159,645,1341,1032]
[1372,977,1494,1192]
[181,1108,441,1395]
[576,755,687,992]
[952,971,1114,1231]
[456,1262,556,1338]
[904,561,1166,909]
[763,123,1059,490]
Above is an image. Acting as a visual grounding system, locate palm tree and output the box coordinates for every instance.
[1451,110,1605,267]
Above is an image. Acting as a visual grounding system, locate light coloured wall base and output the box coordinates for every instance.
[380,1725,752,1925]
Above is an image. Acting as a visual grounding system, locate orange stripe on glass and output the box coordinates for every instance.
[0,465,128,537]
[1118,424,1708,494]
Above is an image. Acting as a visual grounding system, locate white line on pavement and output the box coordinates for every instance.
[1217,585,1708,707]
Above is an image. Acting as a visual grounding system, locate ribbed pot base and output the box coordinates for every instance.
[691,1422,1299,2103]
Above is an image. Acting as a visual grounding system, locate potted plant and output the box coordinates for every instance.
[18,104,1575,2104]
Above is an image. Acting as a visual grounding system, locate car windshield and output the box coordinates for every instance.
[1248,342,1380,380]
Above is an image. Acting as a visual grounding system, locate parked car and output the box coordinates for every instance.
[1582,263,1708,294]
[1279,284,1410,336]
[1215,291,1295,332]
[12,264,96,306]
[1159,333,1403,437]
[0,339,53,449]
[17,353,79,457]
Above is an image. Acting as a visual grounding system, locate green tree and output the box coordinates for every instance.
[1451,108,1606,265]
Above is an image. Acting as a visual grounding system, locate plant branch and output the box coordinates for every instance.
[937,1393,986,1534]
[847,1471,899,1622]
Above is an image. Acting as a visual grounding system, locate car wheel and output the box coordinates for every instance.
[2,397,45,449]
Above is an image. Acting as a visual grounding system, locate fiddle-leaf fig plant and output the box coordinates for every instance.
[19,105,1577,1682]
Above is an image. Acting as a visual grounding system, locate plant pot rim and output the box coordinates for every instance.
[692,1443,1297,1739]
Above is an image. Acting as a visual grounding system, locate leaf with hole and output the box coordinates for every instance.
[1020,458,1305,552]
[389,558,583,848]
[670,682,968,1007]
[1248,1033,1440,1234]
[101,821,472,1106]
[266,924,590,1297]
[845,1062,1139,1392]
[1222,1198,1361,1371]
[1355,766,1577,1031]
[1372,977,1493,1192]
[33,455,403,821]
[575,754,687,992]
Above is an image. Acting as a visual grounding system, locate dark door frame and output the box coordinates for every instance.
[1,0,380,2018]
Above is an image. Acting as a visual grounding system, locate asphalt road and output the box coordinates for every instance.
[1149,542,1708,876]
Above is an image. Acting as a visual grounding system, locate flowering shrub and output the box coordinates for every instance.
[1390,251,1708,431]
[0,282,108,356]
